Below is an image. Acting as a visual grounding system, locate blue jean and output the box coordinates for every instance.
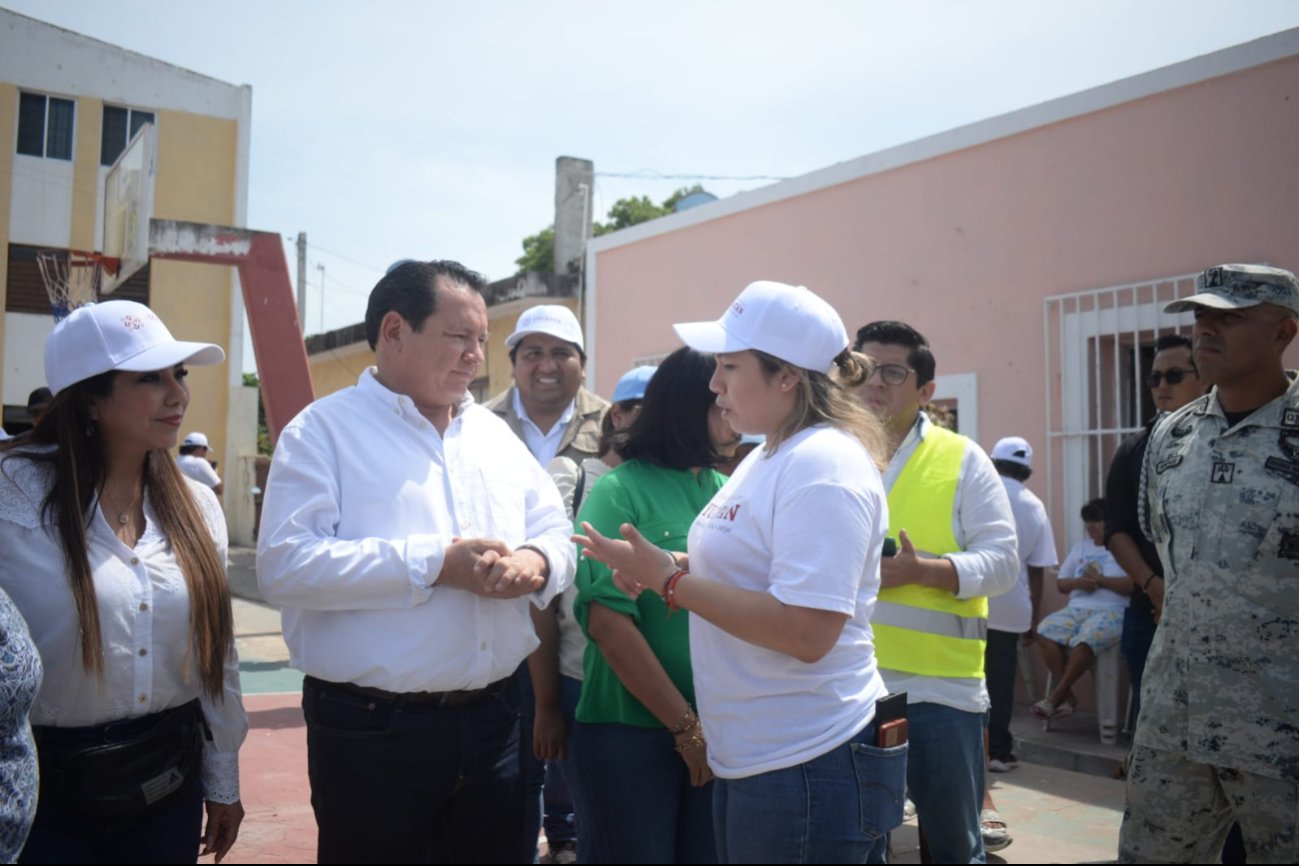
[572,721,716,864]
[866,702,986,864]
[19,775,203,863]
[303,674,525,864]
[1121,604,1156,722]
[519,665,583,859]
[713,720,907,864]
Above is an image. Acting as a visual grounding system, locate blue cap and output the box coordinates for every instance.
[612,366,657,403]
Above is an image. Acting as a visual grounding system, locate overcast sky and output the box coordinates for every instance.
[7,1,1299,341]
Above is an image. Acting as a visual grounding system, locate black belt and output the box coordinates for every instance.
[305,674,513,709]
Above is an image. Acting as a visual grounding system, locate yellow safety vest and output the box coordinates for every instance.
[873,424,988,679]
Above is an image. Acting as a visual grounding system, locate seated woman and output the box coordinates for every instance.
[1033,498,1130,720]
[0,300,247,863]
[571,347,737,864]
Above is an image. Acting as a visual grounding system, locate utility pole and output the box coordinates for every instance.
[316,263,325,334]
[296,232,307,334]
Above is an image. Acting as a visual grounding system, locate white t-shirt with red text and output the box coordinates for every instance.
[687,424,889,779]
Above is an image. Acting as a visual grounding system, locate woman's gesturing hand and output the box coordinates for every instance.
[572,522,676,598]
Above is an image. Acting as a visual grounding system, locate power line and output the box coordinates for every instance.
[595,169,789,182]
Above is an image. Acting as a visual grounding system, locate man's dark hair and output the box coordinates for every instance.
[179,444,202,456]
[27,387,52,409]
[364,260,486,350]
[620,347,720,471]
[1081,498,1105,522]
[1154,332,1195,370]
[853,320,936,386]
[993,458,1032,482]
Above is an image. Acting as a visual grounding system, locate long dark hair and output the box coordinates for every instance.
[619,347,721,471]
[0,371,233,698]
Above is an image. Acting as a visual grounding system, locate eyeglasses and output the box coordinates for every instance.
[868,363,914,386]
[1147,368,1196,388]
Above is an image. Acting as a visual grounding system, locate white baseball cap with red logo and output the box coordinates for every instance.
[44,300,225,395]
[673,281,849,374]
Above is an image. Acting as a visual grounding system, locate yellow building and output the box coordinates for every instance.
[0,9,256,541]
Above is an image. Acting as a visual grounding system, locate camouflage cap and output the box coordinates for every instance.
[1165,263,1299,317]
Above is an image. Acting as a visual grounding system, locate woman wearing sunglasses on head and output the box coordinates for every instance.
[0,300,247,863]
[575,281,907,864]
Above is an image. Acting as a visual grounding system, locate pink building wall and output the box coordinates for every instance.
[589,33,1299,495]
[585,32,1299,714]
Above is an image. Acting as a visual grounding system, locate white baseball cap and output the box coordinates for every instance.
[182,431,210,448]
[673,281,848,374]
[44,300,225,395]
[505,305,585,351]
[991,435,1033,467]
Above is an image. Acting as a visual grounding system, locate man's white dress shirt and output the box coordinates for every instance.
[257,368,575,693]
[512,388,575,467]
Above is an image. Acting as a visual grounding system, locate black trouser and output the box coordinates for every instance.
[984,628,1021,758]
[303,674,525,864]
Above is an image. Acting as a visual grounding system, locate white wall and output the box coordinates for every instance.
[0,10,247,118]
[2,312,54,405]
[8,156,74,247]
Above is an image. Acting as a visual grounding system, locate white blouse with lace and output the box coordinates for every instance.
[0,449,247,804]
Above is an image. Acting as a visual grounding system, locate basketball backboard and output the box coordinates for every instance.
[102,122,156,294]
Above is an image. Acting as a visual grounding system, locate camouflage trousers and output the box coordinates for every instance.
[1118,744,1297,863]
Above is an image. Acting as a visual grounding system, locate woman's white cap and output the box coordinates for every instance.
[673,281,848,374]
[44,300,225,395]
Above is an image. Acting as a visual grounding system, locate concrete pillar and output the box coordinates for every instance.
[553,156,593,276]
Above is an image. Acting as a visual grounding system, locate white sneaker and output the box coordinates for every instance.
[903,798,917,821]
[988,754,1019,773]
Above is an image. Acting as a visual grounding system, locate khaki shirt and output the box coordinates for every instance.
[483,385,608,464]
[1139,375,1299,781]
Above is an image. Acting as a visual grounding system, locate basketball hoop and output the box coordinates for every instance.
[36,250,120,321]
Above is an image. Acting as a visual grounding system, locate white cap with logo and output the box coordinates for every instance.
[44,300,225,395]
[505,305,585,351]
[990,435,1033,468]
[672,281,848,374]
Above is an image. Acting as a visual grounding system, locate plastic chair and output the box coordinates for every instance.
[1041,642,1122,744]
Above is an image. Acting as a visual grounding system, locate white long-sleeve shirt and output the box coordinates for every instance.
[879,413,1020,713]
[256,368,575,693]
[0,450,246,803]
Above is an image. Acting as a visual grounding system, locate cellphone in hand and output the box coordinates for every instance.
[881,537,897,557]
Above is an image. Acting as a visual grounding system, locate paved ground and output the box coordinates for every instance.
[224,550,1126,864]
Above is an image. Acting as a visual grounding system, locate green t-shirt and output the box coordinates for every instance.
[573,459,727,727]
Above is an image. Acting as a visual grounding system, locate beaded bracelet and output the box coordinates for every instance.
[662,569,688,614]
[673,728,705,754]
[669,707,698,735]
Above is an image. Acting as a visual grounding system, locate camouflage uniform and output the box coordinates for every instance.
[1120,264,1299,864]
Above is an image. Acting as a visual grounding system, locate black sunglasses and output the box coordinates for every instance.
[1147,368,1196,388]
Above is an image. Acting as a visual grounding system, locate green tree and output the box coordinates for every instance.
[243,372,273,456]
[516,185,710,273]
[514,225,555,272]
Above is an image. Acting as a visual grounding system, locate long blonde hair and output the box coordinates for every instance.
[0,371,233,698]
[753,348,887,468]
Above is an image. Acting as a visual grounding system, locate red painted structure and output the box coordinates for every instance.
[149,219,313,442]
